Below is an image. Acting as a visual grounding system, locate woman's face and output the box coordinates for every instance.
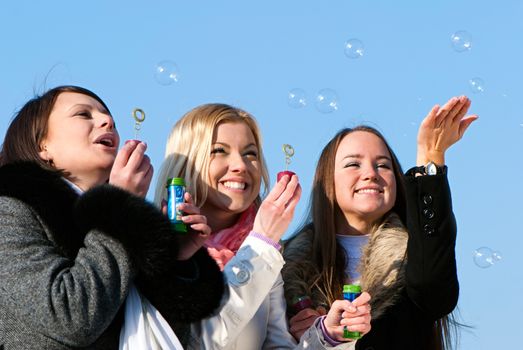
[334,131,397,229]
[40,92,120,188]
[202,121,261,217]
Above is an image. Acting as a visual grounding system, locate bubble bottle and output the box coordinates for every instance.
[166,177,187,233]
[291,295,312,314]
[343,284,362,340]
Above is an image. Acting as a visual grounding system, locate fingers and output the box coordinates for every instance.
[289,309,319,337]
[161,199,167,215]
[458,114,478,138]
[352,292,371,307]
[422,104,440,128]
[127,142,148,172]
[264,174,299,210]
[291,308,321,322]
[273,174,300,209]
[112,140,136,170]
[316,305,327,316]
[434,97,459,126]
[450,96,472,124]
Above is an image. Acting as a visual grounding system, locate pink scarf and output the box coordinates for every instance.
[204,204,257,270]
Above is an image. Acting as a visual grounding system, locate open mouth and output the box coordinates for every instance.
[94,134,116,147]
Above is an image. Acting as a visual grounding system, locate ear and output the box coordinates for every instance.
[38,143,50,162]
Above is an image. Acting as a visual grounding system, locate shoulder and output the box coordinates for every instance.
[282,225,314,259]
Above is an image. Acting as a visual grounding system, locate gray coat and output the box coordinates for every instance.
[0,162,224,349]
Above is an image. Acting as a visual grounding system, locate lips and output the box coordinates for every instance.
[220,179,249,191]
[94,133,116,148]
[355,187,383,194]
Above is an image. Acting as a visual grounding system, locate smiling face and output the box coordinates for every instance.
[39,92,120,190]
[201,121,261,224]
[334,131,397,232]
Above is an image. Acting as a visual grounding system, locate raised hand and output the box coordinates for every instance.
[109,140,153,197]
[417,95,478,165]
[252,174,302,243]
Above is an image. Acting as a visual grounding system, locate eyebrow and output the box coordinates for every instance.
[212,142,258,149]
[68,103,109,114]
[343,154,391,161]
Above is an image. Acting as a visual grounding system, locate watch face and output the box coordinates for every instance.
[426,162,437,175]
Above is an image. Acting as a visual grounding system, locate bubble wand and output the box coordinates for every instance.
[277,144,296,181]
[132,108,146,140]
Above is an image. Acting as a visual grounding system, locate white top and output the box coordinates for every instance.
[336,234,370,284]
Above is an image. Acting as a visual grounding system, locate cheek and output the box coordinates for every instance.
[388,177,397,203]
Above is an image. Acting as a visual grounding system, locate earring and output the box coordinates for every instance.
[42,146,53,167]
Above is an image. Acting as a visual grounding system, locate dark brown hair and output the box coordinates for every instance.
[303,126,406,304]
[0,86,110,173]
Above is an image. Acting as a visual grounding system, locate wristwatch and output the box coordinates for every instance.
[409,161,446,176]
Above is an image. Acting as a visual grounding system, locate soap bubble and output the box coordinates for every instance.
[473,247,502,268]
[315,88,339,113]
[450,31,472,52]
[469,77,485,94]
[344,39,364,59]
[155,60,179,85]
[288,88,307,108]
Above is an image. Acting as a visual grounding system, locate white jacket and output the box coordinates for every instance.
[188,236,357,350]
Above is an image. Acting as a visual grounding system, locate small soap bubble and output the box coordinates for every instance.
[315,88,339,113]
[450,31,472,52]
[344,39,364,59]
[473,247,502,268]
[469,77,485,94]
[155,60,179,85]
[288,88,307,108]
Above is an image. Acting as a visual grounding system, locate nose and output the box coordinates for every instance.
[229,152,248,173]
[97,112,115,130]
[361,163,379,181]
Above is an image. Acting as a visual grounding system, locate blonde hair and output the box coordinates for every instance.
[154,103,270,208]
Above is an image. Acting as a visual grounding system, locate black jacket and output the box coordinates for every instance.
[283,171,459,350]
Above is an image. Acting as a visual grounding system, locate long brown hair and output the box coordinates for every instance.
[0,85,111,175]
[297,125,457,349]
[303,126,406,304]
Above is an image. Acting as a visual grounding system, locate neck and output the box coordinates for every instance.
[202,207,241,232]
[66,171,108,192]
[335,215,372,236]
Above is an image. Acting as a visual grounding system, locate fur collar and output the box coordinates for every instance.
[359,213,407,319]
[282,213,408,320]
[0,161,85,258]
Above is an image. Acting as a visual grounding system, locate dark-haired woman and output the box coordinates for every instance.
[0,86,224,349]
[282,96,477,349]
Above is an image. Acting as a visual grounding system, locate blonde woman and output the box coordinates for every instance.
[155,103,372,349]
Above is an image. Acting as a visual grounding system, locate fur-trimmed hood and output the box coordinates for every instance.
[282,213,408,320]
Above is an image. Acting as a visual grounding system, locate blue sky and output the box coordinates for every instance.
[1,1,521,348]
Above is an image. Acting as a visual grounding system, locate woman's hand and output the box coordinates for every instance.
[252,174,301,242]
[289,307,327,341]
[161,192,212,261]
[323,292,372,342]
[109,140,153,197]
[417,95,478,165]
